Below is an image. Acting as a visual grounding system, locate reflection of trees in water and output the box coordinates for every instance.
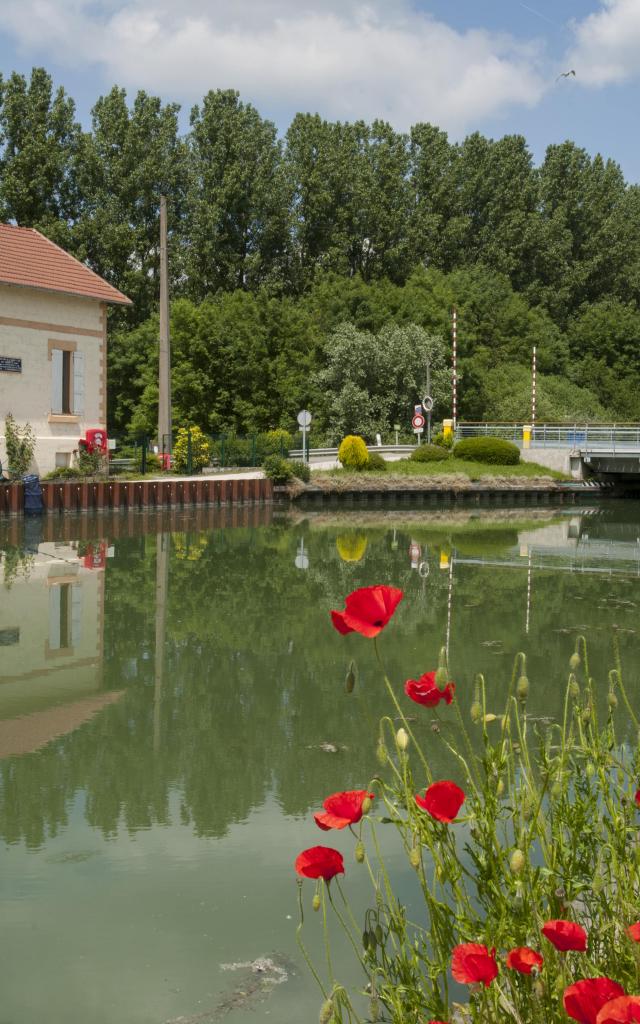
[0,520,637,848]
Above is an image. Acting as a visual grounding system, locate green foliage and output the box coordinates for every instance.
[262,455,294,483]
[454,436,521,465]
[363,452,387,471]
[409,444,450,463]
[260,429,293,457]
[338,435,369,470]
[172,426,211,473]
[4,414,35,477]
[287,460,311,482]
[432,431,454,449]
[315,322,450,440]
[135,451,162,473]
[42,466,78,480]
[75,446,104,476]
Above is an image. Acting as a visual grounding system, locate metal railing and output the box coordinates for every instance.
[455,423,640,452]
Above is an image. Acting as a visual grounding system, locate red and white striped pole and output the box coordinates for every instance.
[452,306,458,430]
[531,345,537,432]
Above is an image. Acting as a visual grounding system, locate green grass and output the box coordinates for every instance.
[317,457,569,481]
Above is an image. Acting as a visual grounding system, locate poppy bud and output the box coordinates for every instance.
[592,873,604,893]
[570,652,581,672]
[533,979,545,999]
[551,781,563,799]
[581,706,592,724]
[312,893,321,912]
[409,847,421,869]
[355,841,365,864]
[436,863,445,882]
[496,779,505,797]
[376,742,387,766]
[435,666,448,687]
[370,996,381,1021]
[361,796,372,814]
[586,761,595,778]
[516,675,529,701]
[319,998,335,1024]
[345,662,356,694]
[396,728,409,752]
[470,701,483,723]
[608,691,618,709]
[523,798,534,821]
[569,676,580,698]
[510,849,525,874]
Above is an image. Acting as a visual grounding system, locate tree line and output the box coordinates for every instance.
[2,66,640,436]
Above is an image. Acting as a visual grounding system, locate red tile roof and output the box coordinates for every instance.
[0,223,132,306]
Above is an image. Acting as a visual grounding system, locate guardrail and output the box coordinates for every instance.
[289,445,416,461]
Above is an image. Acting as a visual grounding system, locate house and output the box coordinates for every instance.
[0,224,131,476]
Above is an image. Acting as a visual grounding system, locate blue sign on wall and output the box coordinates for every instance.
[0,356,21,373]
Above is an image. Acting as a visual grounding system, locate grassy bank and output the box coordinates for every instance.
[315,457,569,481]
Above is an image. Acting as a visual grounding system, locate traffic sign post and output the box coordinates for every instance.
[422,395,434,444]
[297,409,312,463]
[412,409,425,443]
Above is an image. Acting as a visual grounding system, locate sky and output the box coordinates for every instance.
[1,0,639,180]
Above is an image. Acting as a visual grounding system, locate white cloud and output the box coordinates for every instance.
[0,0,547,132]
[567,0,640,86]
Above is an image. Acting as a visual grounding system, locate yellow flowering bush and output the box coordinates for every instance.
[172,426,211,473]
[338,435,369,470]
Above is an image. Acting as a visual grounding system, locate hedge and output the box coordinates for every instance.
[410,444,451,463]
[453,436,520,465]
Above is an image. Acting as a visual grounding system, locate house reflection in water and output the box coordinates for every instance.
[0,538,121,758]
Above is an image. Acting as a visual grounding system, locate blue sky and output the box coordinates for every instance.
[1,0,639,181]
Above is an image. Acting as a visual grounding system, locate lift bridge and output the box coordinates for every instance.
[456,423,640,480]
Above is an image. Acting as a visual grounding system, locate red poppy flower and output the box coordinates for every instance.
[635,790,640,808]
[405,672,456,708]
[596,997,640,1024]
[330,585,403,638]
[451,943,498,987]
[294,846,344,881]
[628,924,640,943]
[415,781,465,823]
[314,790,374,831]
[506,947,544,974]
[542,919,587,951]
[563,979,626,1024]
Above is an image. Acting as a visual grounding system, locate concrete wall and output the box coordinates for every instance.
[0,284,106,476]
[520,447,582,478]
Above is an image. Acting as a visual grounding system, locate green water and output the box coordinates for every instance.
[1,502,640,1023]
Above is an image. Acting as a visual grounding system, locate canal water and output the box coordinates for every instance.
[1,502,639,1024]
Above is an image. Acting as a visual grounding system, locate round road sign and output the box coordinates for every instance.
[412,412,425,430]
[297,409,312,428]
[422,395,434,413]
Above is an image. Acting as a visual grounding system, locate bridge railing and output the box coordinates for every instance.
[456,423,640,450]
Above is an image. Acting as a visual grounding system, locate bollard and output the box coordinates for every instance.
[523,424,532,450]
[443,419,453,441]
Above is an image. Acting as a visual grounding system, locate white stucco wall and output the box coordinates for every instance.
[0,284,106,476]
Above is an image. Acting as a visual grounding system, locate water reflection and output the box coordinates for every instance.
[0,504,639,1022]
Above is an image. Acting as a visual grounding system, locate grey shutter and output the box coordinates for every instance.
[73,350,84,415]
[48,586,61,650]
[51,349,63,414]
[71,585,82,647]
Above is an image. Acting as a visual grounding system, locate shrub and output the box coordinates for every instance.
[262,455,294,483]
[338,435,369,470]
[288,460,311,483]
[4,413,35,478]
[258,429,293,459]
[43,467,78,481]
[135,451,162,474]
[453,436,520,465]
[173,426,211,473]
[75,444,104,477]
[432,431,454,450]
[210,435,254,468]
[410,444,450,463]
[363,452,387,471]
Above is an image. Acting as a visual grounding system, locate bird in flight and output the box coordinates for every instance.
[556,69,576,81]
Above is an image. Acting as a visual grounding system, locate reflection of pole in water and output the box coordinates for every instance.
[525,551,532,635]
[445,556,454,659]
[154,531,169,752]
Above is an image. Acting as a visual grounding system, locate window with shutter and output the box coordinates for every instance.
[51,349,63,414]
[73,351,84,415]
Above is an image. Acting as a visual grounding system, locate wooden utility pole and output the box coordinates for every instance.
[158,195,172,454]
